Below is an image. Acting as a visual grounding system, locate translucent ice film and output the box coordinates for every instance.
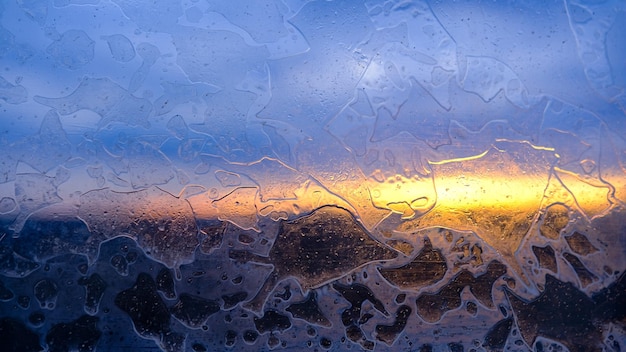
[0,0,625,351]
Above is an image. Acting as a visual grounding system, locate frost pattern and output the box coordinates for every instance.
[0,1,624,351]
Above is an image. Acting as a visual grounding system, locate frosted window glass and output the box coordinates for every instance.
[0,0,624,351]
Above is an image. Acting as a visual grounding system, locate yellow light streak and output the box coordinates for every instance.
[188,150,622,231]
[185,142,624,284]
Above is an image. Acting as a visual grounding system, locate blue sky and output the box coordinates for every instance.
[0,0,624,227]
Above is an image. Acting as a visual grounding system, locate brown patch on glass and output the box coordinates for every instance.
[565,231,598,256]
[539,203,569,240]
[466,301,478,315]
[563,252,597,287]
[506,275,601,352]
[378,237,447,289]
[482,317,513,351]
[334,282,386,350]
[416,261,507,322]
[375,305,411,345]
[79,187,199,270]
[532,245,557,273]
[229,206,397,312]
[384,240,414,256]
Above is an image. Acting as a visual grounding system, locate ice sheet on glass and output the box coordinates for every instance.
[0,0,625,351]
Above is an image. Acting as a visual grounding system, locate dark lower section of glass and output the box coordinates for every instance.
[0,212,623,352]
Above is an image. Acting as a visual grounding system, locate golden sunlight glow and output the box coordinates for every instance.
[188,145,622,233]
[183,140,625,287]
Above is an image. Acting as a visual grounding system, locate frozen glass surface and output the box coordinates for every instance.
[0,0,625,351]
